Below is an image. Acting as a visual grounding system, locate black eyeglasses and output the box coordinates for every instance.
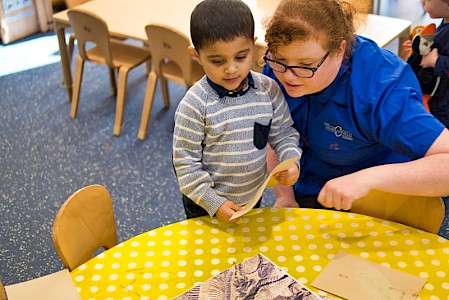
[263,51,330,78]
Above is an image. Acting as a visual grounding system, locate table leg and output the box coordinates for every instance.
[55,21,73,101]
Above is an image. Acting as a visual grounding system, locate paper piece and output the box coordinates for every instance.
[174,253,322,299]
[5,268,81,300]
[311,250,426,300]
[230,156,299,220]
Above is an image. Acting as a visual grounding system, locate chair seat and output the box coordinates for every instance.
[87,40,151,68]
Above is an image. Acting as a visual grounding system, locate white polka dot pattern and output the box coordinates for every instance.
[70,208,449,299]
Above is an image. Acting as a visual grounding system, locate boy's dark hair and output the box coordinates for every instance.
[190,0,254,50]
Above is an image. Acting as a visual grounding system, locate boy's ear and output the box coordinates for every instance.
[188,46,202,64]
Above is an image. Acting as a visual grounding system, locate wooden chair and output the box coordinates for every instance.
[0,279,6,300]
[251,42,267,73]
[350,190,445,233]
[137,23,205,141]
[64,0,91,63]
[68,9,151,136]
[52,184,118,271]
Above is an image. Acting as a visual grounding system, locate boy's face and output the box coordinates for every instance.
[423,0,449,19]
[189,36,255,91]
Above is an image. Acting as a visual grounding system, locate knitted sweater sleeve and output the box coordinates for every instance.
[172,86,227,216]
[263,76,303,163]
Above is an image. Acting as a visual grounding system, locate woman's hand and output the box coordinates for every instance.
[317,172,373,210]
[215,200,244,224]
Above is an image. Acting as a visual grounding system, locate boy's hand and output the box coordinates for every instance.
[215,200,244,224]
[421,48,438,68]
[274,164,299,186]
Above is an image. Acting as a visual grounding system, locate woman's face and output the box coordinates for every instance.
[269,39,345,98]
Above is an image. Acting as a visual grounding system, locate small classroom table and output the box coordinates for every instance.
[70,207,449,299]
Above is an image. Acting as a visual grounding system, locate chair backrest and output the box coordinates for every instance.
[145,23,204,87]
[0,279,6,300]
[52,184,118,271]
[252,42,267,73]
[350,190,445,233]
[67,9,114,67]
[64,0,90,9]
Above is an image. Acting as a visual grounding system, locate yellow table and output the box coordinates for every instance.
[52,0,411,101]
[70,207,449,299]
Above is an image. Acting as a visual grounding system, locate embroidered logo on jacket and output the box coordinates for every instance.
[324,122,353,141]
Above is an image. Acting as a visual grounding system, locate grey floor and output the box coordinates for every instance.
[1,0,448,288]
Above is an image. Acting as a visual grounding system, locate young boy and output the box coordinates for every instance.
[412,0,449,127]
[173,0,302,224]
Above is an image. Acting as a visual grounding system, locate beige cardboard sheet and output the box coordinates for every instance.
[5,268,81,300]
[312,250,426,300]
[230,156,299,220]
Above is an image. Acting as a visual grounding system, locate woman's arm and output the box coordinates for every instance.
[267,145,299,207]
[318,129,449,210]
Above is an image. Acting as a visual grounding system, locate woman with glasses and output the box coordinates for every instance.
[263,0,449,211]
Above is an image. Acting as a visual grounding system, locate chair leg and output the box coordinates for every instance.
[113,67,130,136]
[142,41,151,75]
[138,71,158,140]
[70,57,85,119]
[160,76,170,108]
[68,34,75,64]
[109,68,117,96]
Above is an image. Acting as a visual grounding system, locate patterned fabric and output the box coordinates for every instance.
[173,71,302,216]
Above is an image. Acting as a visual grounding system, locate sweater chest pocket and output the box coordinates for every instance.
[253,119,272,150]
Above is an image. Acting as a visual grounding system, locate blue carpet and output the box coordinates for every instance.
[0,38,448,287]
[0,58,190,285]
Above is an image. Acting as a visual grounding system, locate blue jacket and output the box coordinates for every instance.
[263,36,445,197]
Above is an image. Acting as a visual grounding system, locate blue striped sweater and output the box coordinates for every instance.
[173,71,302,216]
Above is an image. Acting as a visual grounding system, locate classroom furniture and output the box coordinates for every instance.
[137,24,205,141]
[52,0,411,101]
[351,190,445,234]
[0,279,5,300]
[63,0,91,63]
[67,9,151,136]
[252,43,268,73]
[52,184,118,271]
[70,207,449,299]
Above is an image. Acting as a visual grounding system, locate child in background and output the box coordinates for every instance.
[407,0,449,127]
[173,0,302,224]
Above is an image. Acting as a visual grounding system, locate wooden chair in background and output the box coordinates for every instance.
[68,9,151,136]
[350,190,445,234]
[64,0,91,62]
[0,279,6,300]
[251,42,267,73]
[138,23,205,140]
[52,184,118,271]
